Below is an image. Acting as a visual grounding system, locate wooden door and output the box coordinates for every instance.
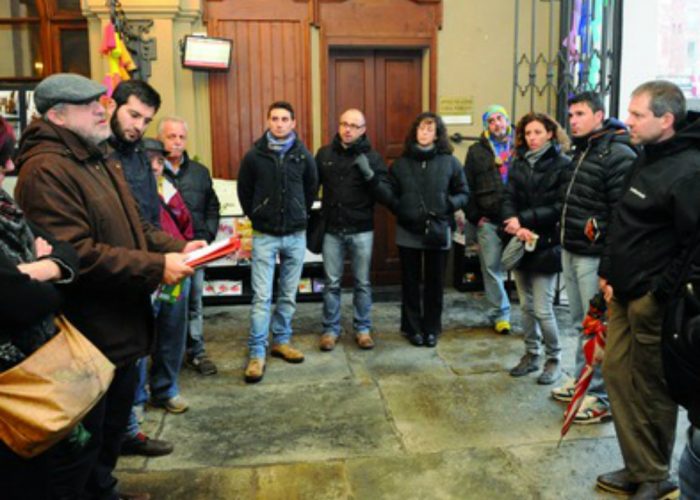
[328,48,423,285]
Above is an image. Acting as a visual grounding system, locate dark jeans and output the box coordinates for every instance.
[50,360,138,500]
[0,441,51,500]
[398,246,449,337]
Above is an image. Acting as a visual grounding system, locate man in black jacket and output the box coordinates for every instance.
[464,105,514,335]
[596,80,700,499]
[237,101,317,383]
[107,80,177,457]
[159,116,221,376]
[552,92,636,424]
[315,108,388,352]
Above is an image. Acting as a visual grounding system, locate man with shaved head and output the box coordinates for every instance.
[315,108,389,351]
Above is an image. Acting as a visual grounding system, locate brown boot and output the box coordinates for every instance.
[244,358,266,383]
[319,333,337,352]
[356,333,375,350]
[271,344,305,363]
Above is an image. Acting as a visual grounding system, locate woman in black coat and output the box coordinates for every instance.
[0,117,78,500]
[501,112,571,384]
[385,112,469,347]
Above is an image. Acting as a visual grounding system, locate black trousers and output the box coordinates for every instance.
[0,440,51,500]
[398,246,449,337]
[50,360,138,500]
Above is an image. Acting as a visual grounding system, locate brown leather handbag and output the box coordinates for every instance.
[0,315,115,458]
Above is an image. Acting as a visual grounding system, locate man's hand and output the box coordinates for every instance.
[503,217,521,235]
[34,237,53,258]
[17,260,61,282]
[477,216,490,228]
[599,277,613,303]
[183,240,207,253]
[163,253,195,285]
[353,154,374,181]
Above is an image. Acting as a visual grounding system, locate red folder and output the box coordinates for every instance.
[184,236,241,268]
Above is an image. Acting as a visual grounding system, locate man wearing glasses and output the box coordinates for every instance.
[315,109,389,352]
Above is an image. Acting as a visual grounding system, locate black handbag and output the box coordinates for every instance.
[424,212,449,247]
[661,232,700,410]
[306,209,326,254]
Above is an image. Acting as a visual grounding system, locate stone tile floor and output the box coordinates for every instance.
[116,289,688,499]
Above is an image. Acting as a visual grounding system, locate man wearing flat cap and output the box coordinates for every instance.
[15,73,201,500]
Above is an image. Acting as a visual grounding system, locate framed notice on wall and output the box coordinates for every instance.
[181,35,233,71]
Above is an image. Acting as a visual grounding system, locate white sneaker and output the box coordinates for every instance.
[551,378,576,402]
[573,395,612,424]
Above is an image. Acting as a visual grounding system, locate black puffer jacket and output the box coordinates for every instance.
[502,144,571,273]
[237,133,318,236]
[315,134,388,234]
[386,145,469,234]
[463,133,508,225]
[164,152,220,242]
[560,119,637,255]
[599,111,700,302]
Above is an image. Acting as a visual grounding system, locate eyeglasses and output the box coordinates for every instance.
[339,121,366,131]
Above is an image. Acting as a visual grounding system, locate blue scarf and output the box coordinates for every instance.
[266,131,296,158]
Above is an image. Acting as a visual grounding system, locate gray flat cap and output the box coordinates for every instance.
[34,73,107,114]
[142,138,169,156]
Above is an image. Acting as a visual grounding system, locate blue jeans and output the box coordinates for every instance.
[476,222,510,324]
[513,270,561,360]
[126,278,191,438]
[562,249,608,405]
[322,231,373,336]
[248,231,306,359]
[681,425,700,499]
[186,268,206,360]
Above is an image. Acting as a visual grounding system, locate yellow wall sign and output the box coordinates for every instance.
[438,96,473,124]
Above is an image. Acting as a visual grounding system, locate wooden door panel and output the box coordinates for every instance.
[209,18,310,179]
[328,51,374,144]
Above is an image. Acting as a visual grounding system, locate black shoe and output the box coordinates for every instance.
[596,468,639,495]
[408,333,424,347]
[424,333,437,348]
[631,480,679,500]
[186,355,218,376]
[121,432,174,457]
[509,353,541,377]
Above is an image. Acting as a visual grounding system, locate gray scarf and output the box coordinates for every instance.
[524,141,553,167]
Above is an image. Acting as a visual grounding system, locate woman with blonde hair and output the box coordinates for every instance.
[502,112,571,384]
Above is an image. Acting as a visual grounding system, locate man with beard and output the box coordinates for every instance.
[552,92,636,424]
[314,108,388,351]
[463,105,514,335]
[107,80,180,457]
[15,73,195,500]
[596,80,700,499]
[237,101,317,383]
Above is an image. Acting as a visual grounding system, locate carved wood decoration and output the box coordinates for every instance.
[205,0,312,179]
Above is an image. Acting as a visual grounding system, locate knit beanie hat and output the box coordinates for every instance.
[0,117,16,166]
[481,105,511,131]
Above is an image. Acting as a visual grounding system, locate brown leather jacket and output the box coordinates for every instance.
[15,119,185,366]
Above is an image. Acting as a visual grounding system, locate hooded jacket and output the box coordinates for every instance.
[560,119,637,255]
[599,111,700,302]
[463,133,510,225]
[501,144,571,274]
[386,144,469,236]
[14,119,184,366]
[237,133,318,236]
[315,134,388,234]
